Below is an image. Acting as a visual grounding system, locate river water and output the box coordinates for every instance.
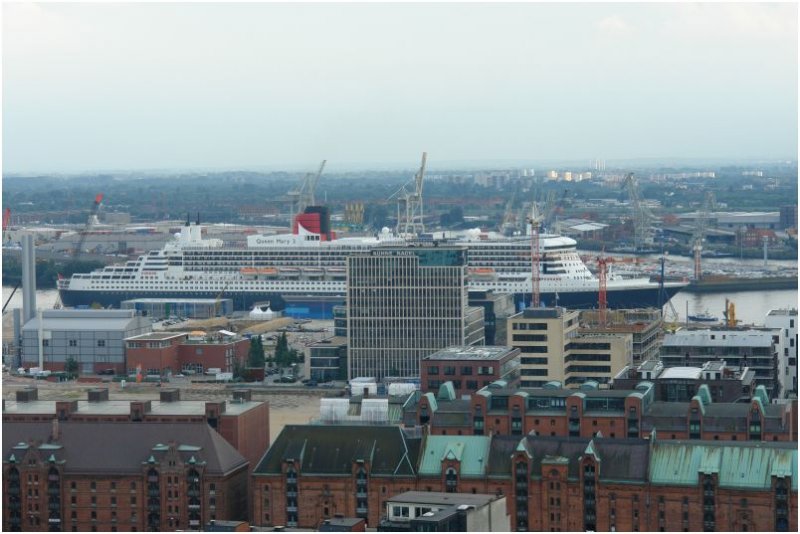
[3,286,797,328]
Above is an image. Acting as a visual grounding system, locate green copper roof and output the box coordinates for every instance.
[696,385,712,406]
[419,436,491,477]
[650,442,798,491]
[584,440,599,460]
[437,382,456,401]
[422,392,438,412]
[753,385,769,407]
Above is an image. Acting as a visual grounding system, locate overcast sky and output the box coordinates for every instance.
[2,2,797,173]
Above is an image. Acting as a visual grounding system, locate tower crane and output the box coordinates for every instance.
[595,253,645,327]
[527,203,544,309]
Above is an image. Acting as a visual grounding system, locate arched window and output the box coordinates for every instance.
[445,468,458,493]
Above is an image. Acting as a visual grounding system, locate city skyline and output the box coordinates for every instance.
[2,2,798,174]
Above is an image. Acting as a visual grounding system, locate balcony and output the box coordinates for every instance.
[287,506,298,513]
[147,476,159,483]
[187,504,201,511]
[356,507,368,515]
[48,475,60,482]
[286,491,298,498]
[286,476,298,484]
[356,491,368,498]
[703,490,714,497]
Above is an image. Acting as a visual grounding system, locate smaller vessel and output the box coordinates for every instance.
[688,310,718,322]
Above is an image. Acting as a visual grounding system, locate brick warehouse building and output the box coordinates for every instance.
[2,420,249,532]
[407,380,797,442]
[252,425,797,531]
[124,331,250,376]
[420,346,521,397]
[2,388,269,474]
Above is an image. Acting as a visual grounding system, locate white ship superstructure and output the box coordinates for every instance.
[59,210,687,312]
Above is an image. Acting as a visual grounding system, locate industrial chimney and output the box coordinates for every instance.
[21,234,36,322]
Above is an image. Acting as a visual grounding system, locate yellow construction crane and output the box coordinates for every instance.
[724,298,737,327]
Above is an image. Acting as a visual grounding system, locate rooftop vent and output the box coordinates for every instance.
[87,388,109,403]
[160,389,181,403]
[16,388,38,403]
[232,389,252,403]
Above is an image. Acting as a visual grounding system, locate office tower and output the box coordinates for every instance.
[347,247,484,380]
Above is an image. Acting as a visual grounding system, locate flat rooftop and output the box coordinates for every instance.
[664,329,776,348]
[767,308,798,317]
[3,398,263,417]
[122,298,229,304]
[309,336,348,347]
[424,346,517,361]
[659,367,703,380]
[125,332,189,341]
[387,491,499,507]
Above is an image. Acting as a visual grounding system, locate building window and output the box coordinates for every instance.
[445,468,458,493]
[427,366,439,375]
[444,366,456,376]
[69,340,77,347]
[461,366,473,375]
[97,340,105,347]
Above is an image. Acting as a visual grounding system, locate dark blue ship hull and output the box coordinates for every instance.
[60,284,684,318]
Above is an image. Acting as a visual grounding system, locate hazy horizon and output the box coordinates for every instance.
[3,3,798,174]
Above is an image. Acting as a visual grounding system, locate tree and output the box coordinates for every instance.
[65,357,78,379]
[275,332,291,367]
[248,336,265,368]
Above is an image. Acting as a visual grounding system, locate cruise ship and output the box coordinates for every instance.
[58,207,687,315]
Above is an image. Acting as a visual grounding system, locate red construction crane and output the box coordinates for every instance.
[527,205,544,308]
[596,254,642,327]
[2,208,10,232]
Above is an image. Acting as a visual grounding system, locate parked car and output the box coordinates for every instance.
[305,380,318,387]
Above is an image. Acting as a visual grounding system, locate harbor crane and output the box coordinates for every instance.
[389,152,427,236]
[692,191,716,281]
[622,173,658,252]
[73,193,104,259]
[542,189,569,234]
[288,160,327,216]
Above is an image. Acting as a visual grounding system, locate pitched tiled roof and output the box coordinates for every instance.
[520,436,650,482]
[253,425,419,477]
[2,421,247,475]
